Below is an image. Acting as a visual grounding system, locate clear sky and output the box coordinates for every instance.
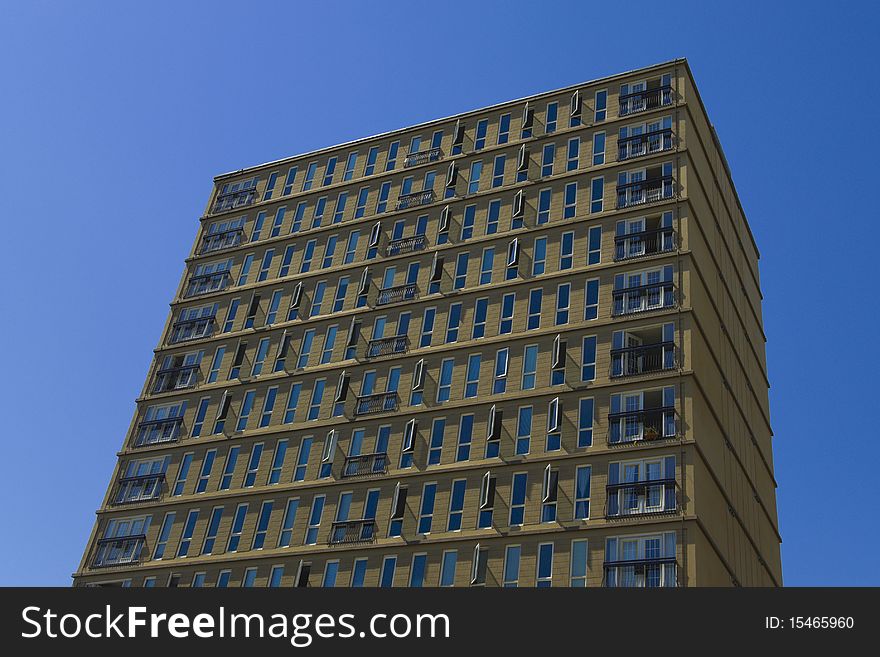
[1,0,877,586]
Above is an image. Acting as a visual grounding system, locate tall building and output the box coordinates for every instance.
[74,59,781,588]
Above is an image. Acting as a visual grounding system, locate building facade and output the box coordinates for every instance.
[74,59,782,588]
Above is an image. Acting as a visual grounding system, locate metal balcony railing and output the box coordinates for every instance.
[611,282,676,317]
[604,557,677,587]
[169,317,215,344]
[616,176,674,208]
[606,478,678,518]
[152,364,200,393]
[404,147,442,168]
[133,417,184,447]
[608,407,677,444]
[92,535,147,568]
[618,128,674,161]
[342,452,389,478]
[329,519,377,545]
[377,282,418,306]
[395,190,435,211]
[618,85,673,116]
[200,227,244,254]
[386,234,428,257]
[367,336,409,359]
[610,342,676,378]
[614,228,676,261]
[184,271,231,298]
[354,392,399,417]
[212,184,256,213]
[112,474,165,506]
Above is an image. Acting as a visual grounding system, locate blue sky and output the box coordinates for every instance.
[1,0,877,586]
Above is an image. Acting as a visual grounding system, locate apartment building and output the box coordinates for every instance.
[74,59,782,588]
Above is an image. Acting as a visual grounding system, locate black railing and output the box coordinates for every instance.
[610,342,676,378]
[377,283,418,306]
[169,317,215,344]
[616,175,674,208]
[92,535,147,568]
[611,282,676,316]
[604,557,677,587]
[329,519,377,545]
[200,227,244,254]
[342,452,389,478]
[152,364,200,393]
[618,128,674,161]
[355,392,399,416]
[386,234,428,257]
[614,228,676,261]
[608,407,677,444]
[134,417,184,447]
[212,186,256,213]
[606,478,678,518]
[112,474,165,506]
[618,85,673,116]
[367,336,409,359]
[404,147,442,168]
[184,271,231,298]
[395,190,435,211]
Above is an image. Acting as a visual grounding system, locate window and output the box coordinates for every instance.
[302,162,317,190]
[250,214,265,242]
[512,189,524,228]
[270,206,285,236]
[376,181,391,213]
[532,237,547,276]
[388,486,406,538]
[283,383,301,424]
[516,143,529,182]
[400,418,417,467]
[266,290,283,325]
[322,157,337,186]
[237,255,253,286]
[570,539,588,586]
[521,102,533,138]
[448,479,466,531]
[251,338,270,377]
[521,345,538,390]
[201,507,223,555]
[282,167,298,195]
[343,151,358,181]
[350,558,368,587]
[497,113,510,144]
[195,450,215,493]
[291,202,306,233]
[578,398,594,447]
[312,197,327,228]
[493,348,509,394]
[581,335,597,381]
[506,237,519,279]
[486,199,500,234]
[461,204,476,240]
[268,439,288,485]
[605,532,676,588]
[269,565,285,587]
[588,225,602,264]
[510,472,527,524]
[454,252,469,289]
[409,554,428,588]
[227,503,248,552]
[535,188,551,226]
[590,176,604,213]
[420,307,435,347]
[297,329,315,369]
[278,498,299,547]
[467,161,482,194]
[218,446,239,490]
[527,288,543,330]
[379,556,397,588]
[473,297,488,338]
[446,303,462,342]
[321,326,337,365]
[474,119,488,150]
[322,235,338,268]
[252,500,273,549]
[307,379,325,421]
[465,354,481,398]
[541,143,555,177]
[592,131,606,165]
[456,414,474,461]
[438,358,454,402]
[364,146,379,176]
[567,137,580,171]
[574,466,591,520]
[499,292,515,334]
[305,495,325,545]
[440,550,458,586]
[584,278,599,320]
[172,453,193,496]
[516,406,532,455]
[207,348,225,384]
[176,509,199,557]
[428,418,445,465]
[492,154,505,187]
[235,390,256,432]
[319,429,337,478]
[478,472,496,528]
[151,513,174,560]
[542,465,558,522]
[418,483,437,534]
[556,283,570,326]
[546,397,562,451]
[216,571,231,588]
[309,281,326,318]
[191,398,210,437]
[503,545,521,587]
[594,89,607,122]
[244,443,263,487]
[563,182,577,219]
[545,101,558,133]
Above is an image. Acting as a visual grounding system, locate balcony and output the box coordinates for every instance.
[133,417,184,447]
[618,85,673,117]
[386,234,428,257]
[112,474,165,506]
[152,364,199,393]
[606,478,678,518]
[395,190,435,211]
[604,557,677,587]
[342,452,389,478]
[200,227,244,254]
[212,183,256,214]
[367,336,409,359]
[404,147,442,168]
[329,519,376,545]
[184,271,231,298]
[92,535,147,568]
[169,317,215,344]
[608,407,677,445]
[355,392,399,417]
[611,342,676,378]
[377,282,418,306]
[611,282,676,317]
[617,175,674,208]
[614,227,676,261]
[618,128,674,161]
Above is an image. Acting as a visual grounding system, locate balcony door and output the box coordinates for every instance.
[623,392,644,441]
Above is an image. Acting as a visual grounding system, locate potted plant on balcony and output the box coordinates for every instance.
[644,426,660,441]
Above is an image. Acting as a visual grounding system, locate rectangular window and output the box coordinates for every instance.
[467,161,482,194]
[218,447,239,490]
[420,307,435,347]
[456,415,473,462]
[446,303,462,342]
[376,181,391,213]
[176,509,199,557]
[343,152,358,181]
[293,437,312,481]
[532,237,547,276]
[503,545,521,587]
[536,188,551,226]
[172,453,193,496]
[478,472,496,528]
[464,355,481,398]
[588,225,602,264]
[570,539,588,586]
[574,466,591,520]
[454,253,469,289]
[270,206,285,236]
[515,405,532,456]
[227,503,248,552]
[591,177,604,213]
[510,472,527,523]
[556,283,571,325]
[418,483,437,534]
[584,278,599,320]
[201,507,223,555]
[277,498,299,548]
[592,131,606,166]
[194,450,215,493]
[461,204,476,240]
[291,202,306,233]
[268,439,288,484]
[563,182,577,219]
[594,89,607,122]
[480,248,494,285]
[521,345,538,391]
[266,289,283,325]
[237,255,253,286]
[302,162,317,191]
[307,379,325,421]
[364,146,379,176]
[497,113,510,144]
[283,383,301,424]
[243,443,263,487]
[559,231,574,270]
[492,154,505,187]
[380,556,397,587]
[428,417,445,465]
[252,500,273,549]
[541,466,559,523]
[499,292,515,334]
[581,335,597,381]
[236,390,256,432]
[322,157,337,186]
[545,101,558,133]
[437,358,454,402]
[541,143,555,177]
[473,297,488,339]
[474,119,488,150]
[493,348,509,394]
[578,398,594,447]
[305,495,325,545]
[536,543,554,587]
[440,551,458,587]
[486,199,500,234]
[409,554,428,588]
[192,398,210,437]
[282,167,298,195]
[447,479,466,531]
[527,288,543,330]
[567,137,580,171]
